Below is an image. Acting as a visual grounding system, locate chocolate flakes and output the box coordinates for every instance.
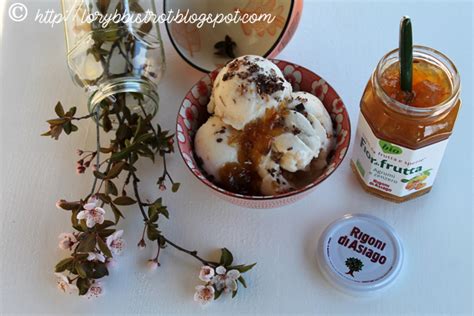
[220,58,285,98]
[295,103,306,113]
[255,74,285,96]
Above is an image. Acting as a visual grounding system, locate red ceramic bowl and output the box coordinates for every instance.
[176,60,351,208]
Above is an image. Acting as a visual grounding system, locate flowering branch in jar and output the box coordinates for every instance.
[42,100,255,303]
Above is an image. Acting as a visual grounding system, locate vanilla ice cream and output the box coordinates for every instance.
[195,56,335,196]
[258,153,292,195]
[194,116,237,182]
[208,55,292,130]
[288,91,335,169]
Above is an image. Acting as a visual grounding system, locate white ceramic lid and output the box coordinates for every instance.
[317,214,404,295]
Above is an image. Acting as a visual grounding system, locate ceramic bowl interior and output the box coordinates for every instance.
[176,59,351,208]
[164,0,303,72]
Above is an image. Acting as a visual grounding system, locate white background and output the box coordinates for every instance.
[1,0,472,315]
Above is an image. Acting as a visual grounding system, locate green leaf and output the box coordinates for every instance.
[110,149,132,162]
[47,118,67,125]
[130,1,145,13]
[232,289,238,298]
[146,224,160,241]
[97,193,112,204]
[133,132,154,145]
[139,21,153,34]
[148,206,159,222]
[158,235,166,248]
[133,117,144,139]
[113,196,136,206]
[171,182,181,193]
[148,198,169,220]
[97,237,112,258]
[55,102,65,117]
[76,234,97,253]
[238,276,247,288]
[107,161,126,179]
[76,278,90,295]
[55,257,74,273]
[96,220,115,230]
[214,289,223,300]
[401,179,409,183]
[91,262,109,279]
[238,263,256,273]
[57,200,81,211]
[110,203,124,223]
[98,229,116,238]
[116,124,133,141]
[105,180,118,196]
[159,205,169,219]
[98,0,110,14]
[68,107,77,117]
[100,147,114,154]
[75,262,88,278]
[63,121,72,134]
[102,115,112,132]
[93,171,108,180]
[219,248,233,267]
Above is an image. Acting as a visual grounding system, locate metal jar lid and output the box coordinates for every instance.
[317,214,404,295]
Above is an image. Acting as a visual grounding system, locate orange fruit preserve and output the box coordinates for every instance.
[380,59,452,108]
[351,46,461,202]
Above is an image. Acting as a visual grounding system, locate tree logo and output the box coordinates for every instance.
[345,257,364,277]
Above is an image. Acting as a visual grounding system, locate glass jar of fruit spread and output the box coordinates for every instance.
[351,46,461,202]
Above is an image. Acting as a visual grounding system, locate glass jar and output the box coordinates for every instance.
[351,46,461,202]
[61,0,165,119]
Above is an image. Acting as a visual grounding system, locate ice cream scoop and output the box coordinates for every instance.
[288,91,334,142]
[194,116,237,182]
[208,55,292,130]
[288,91,335,169]
[258,153,292,195]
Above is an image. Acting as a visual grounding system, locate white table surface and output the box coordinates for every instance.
[1,0,473,315]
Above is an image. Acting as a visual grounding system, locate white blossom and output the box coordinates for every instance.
[87,282,104,299]
[199,266,215,282]
[106,230,125,255]
[194,285,215,305]
[211,266,241,293]
[87,252,106,263]
[55,273,77,294]
[58,233,76,251]
[76,198,105,228]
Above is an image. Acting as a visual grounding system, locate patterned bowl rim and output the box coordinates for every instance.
[176,59,352,201]
[163,0,297,73]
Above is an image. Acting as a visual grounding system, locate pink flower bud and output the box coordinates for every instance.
[159,184,166,191]
[137,239,146,249]
[147,259,159,271]
[76,166,86,174]
[56,199,66,209]
[76,149,84,156]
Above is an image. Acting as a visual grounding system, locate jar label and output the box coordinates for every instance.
[351,113,448,197]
